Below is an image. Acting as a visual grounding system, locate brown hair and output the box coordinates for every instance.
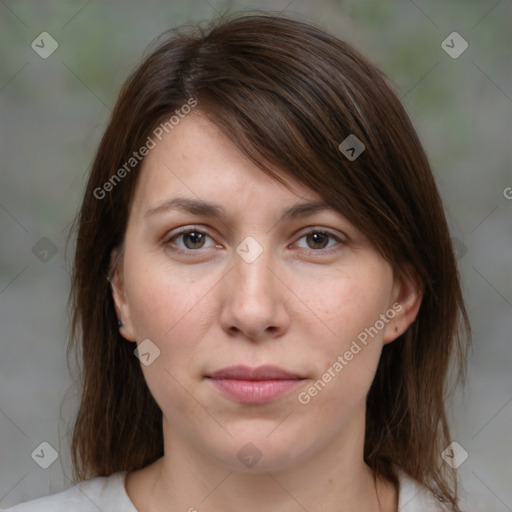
[68,13,470,509]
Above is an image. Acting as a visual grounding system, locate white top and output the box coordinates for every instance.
[1,470,445,511]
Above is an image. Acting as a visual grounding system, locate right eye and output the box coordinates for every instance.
[164,227,219,255]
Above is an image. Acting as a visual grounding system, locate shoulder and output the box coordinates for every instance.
[1,472,137,512]
[397,469,450,511]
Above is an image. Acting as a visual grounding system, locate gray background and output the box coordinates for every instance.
[0,0,511,510]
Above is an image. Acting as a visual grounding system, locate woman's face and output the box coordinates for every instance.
[111,112,420,472]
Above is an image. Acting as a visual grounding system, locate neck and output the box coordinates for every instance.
[131,410,396,512]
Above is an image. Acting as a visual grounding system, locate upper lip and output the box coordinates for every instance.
[207,365,304,380]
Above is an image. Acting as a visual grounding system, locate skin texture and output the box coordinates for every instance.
[110,112,422,512]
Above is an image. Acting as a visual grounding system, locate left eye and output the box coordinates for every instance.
[295,230,340,251]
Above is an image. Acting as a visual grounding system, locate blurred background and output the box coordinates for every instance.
[0,0,510,510]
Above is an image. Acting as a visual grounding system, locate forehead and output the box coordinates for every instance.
[129,112,323,218]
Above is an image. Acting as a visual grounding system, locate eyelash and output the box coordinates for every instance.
[163,226,345,258]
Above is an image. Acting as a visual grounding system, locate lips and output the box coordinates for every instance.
[206,365,305,404]
[207,365,303,381]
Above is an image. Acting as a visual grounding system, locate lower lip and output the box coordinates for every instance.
[208,378,303,404]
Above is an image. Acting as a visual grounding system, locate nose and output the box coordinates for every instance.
[219,243,291,342]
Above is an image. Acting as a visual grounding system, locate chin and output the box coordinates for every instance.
[202,432,314,474]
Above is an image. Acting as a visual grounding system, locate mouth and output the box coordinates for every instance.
[205,365,306,404]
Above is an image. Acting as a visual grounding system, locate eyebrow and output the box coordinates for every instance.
[144,197,332,222]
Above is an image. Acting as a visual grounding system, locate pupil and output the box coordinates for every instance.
[185,232,204,249]
[309,232,327,249]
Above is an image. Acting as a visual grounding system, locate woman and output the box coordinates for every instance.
[4,13,470,512]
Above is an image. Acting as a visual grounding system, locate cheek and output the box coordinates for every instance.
[123,265,215,416]
[123,257,223,403]
[124,254,217,340]
[298,265,392,348]
[294,266,392,407]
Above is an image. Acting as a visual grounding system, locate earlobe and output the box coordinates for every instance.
[383,272,423,344]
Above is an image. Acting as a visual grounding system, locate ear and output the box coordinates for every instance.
[383,270,423,344]
[109,248,137,342]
